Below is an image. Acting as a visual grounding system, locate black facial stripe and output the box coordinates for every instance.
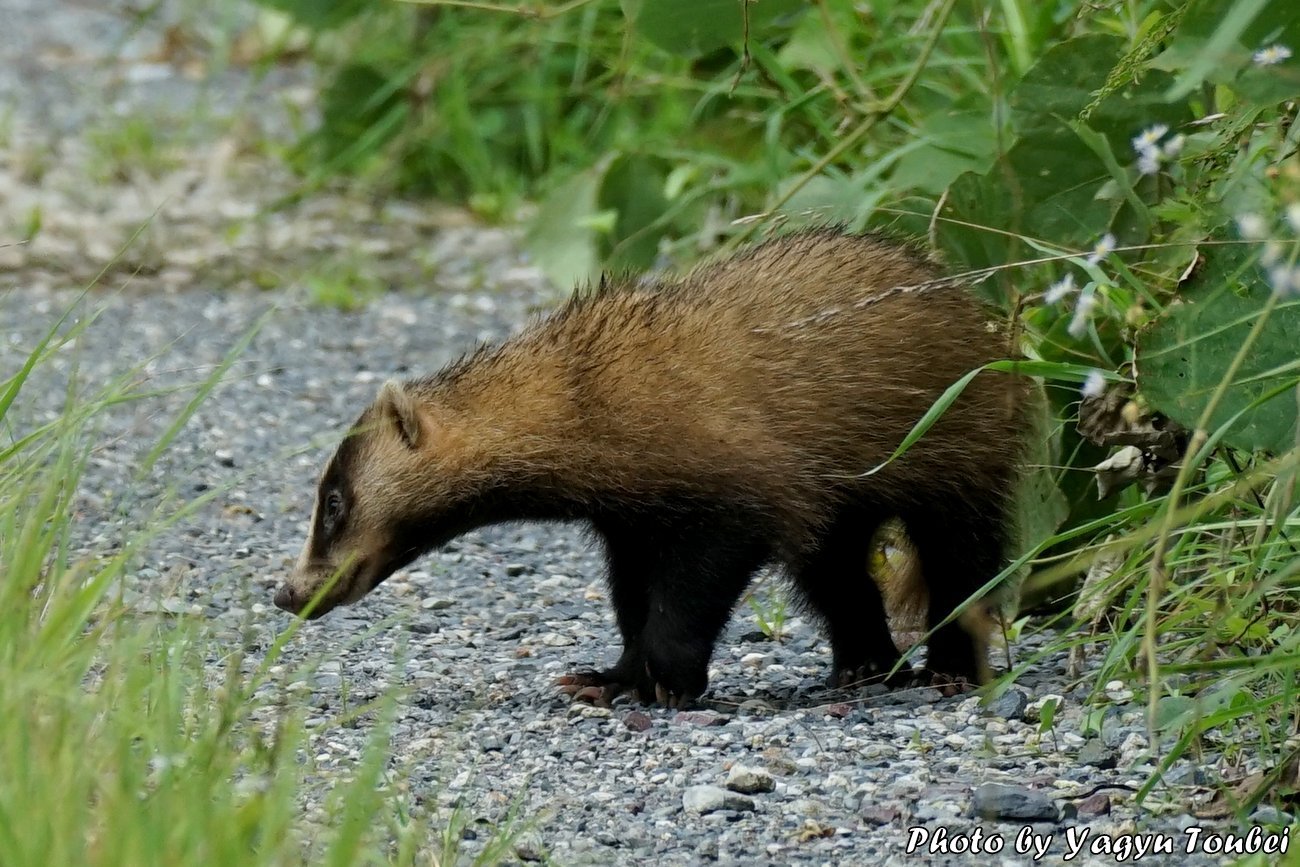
[312,421,369,549]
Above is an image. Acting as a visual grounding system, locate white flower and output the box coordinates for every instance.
[1068,292,1098,337]
[1086,233,1116,265]
[1268,265,1300,297]
[1044,272,1076,304]
[1263,241,1283,266]
[1236,213,1268,240]
[1081,370,1107,398]
[1132,125,1169,152]
[1161,134,1186,158]
[1254,44,1293,66]
[1137,149,1161,176]
[1286,203,1300,234]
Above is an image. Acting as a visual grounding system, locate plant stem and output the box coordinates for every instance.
[1143,289,1282,746]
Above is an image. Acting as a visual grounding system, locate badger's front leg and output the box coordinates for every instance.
[557,512,767,708]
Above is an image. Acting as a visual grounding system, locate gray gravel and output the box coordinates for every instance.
[4,249,1272,867]
[1,0,1285,864]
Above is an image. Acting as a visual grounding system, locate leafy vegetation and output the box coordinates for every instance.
[261,0,1300,818]
[0,291,523,866]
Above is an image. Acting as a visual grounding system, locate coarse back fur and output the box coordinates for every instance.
[275,228,1031,705]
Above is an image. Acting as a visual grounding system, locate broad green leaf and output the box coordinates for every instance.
[1159,0,1270,99]
[1137,243,1300,454]
[1015,383,1070,565]
[891,109,999,196]
[776,0,859,75]
[628,0,807,57]
[525,167,605,291]
[1010,34,1124,137]
[1014,35,1190,152]
[935,167,1016,273]
[1153,0,1300,102]
[599,155,670,272]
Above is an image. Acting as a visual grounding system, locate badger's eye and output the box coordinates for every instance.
[322,488,346,535]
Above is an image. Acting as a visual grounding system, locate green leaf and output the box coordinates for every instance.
[525,166,605,291]
[1161,0,1271,100]
[1010,34,1123,137]
[309,64,407,170]
[891,109,999,196]
[628,0,808,57]
[776,0,858,75]
[599,155,670,272]
[1155,0,1300,102]
[1012,34,1190,158]
[1016,383,1070,564]
[1137,242,1300,453]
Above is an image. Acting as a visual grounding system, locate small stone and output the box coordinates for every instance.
[737,699,774,716]
[674,710,728,727]
[988,689,1028,718]
[725,764,775,795]
[825,703,854,719]
[1102,717,1133,752]
[1103,679,1134,702]
[682,785,755,814]
[1077,792,1111,817]
[513,832,545,862]
[1164,764,1209,786]
[1025,694,1064,722]
[860,803,902,825]
[623,711,653,732]
[479,735,504,753]
[505,563,529,576]
[1251,805,1292,826]
[1076,738,1116,769]
[422,597,455,610]
[971,783,1060,822]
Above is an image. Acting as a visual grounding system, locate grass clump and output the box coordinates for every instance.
[0,292,522,866]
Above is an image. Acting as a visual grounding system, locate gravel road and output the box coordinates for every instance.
[1,1,1280,864]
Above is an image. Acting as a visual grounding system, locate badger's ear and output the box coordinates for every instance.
[377,380,425,449]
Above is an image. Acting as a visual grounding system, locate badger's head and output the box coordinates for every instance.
[274,380,455,619]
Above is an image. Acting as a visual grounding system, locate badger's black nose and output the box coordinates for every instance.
[273,584,298,613]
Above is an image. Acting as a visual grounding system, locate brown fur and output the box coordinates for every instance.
[275,228,1031,704]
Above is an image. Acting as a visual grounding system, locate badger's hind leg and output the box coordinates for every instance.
[794,506,907,688]
[902,500,1011,687]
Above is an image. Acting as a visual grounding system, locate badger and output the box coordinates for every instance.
[273,229,1030,707]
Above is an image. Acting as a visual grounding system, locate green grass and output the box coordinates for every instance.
[0,291,526,866]
[85,116,185,183]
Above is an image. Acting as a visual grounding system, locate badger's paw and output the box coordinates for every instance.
[915,668,976,697]
[556,649,650,706]
[827,662,912,690]
[555,669,630,706]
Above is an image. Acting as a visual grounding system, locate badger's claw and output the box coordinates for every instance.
[919,669,975,697]
[828,663,911,690]
[556,670,634,706]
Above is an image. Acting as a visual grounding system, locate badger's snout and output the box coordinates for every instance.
[272,583,300,614]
